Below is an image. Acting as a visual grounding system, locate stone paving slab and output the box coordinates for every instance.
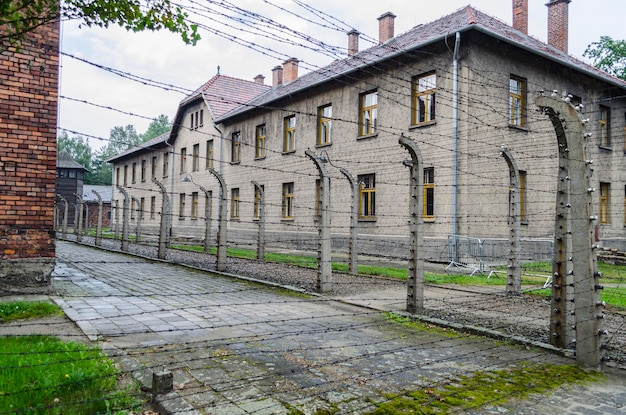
[52,241,626,414]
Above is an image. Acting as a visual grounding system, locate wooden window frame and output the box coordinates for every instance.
[600,182,609,224]
[255,125,266,159]
[317,104,332,146]
[131,162,137,184]
[282,182,294,219]
[424,167,435,221]
[599,105,611,148]
[232,132,241,163]
[192,144,200,172]
[162,152,169,178]
[150,196,156,219]
[509,76,526,128]
[358,174,376,220]
[206,139,214,169]
[179,193,186,219]
[413,72,436,125]
[231,188,240,219]
[359,90,378,136]
[191,192,199,220]
[151,156,157,179]
[141,159,146,182]
[180,147,187,174]
[253,185,264,219]
[284,115,296,153]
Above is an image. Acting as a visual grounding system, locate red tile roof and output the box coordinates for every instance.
[217,5,626,122]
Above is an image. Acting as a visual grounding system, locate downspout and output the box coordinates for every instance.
[213,123,225,221]
[452,31,461,240]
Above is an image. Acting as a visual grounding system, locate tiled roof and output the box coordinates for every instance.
[106,131,170,163]
[57,150,89,171]
[184,74,272,119]
[217,5,626,122]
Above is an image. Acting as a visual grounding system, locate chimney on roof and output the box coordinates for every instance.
[272,65,283,87]
[282,58,299,83]
[348,29,360,56]
[377,12,396,43]
[546,0,571,53]
[512,0,528,34]
[254,74,265,85]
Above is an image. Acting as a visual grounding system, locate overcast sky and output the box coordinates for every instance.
[58,0,626,150]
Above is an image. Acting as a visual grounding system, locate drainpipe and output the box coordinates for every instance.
[452,32,461,241]
[165,136,175,243]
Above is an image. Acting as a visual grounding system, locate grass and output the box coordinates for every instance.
[0,336,141,414]
[371,362,604,414]
[524,286,626,310]
[0,302,143,414]
[0,301,63,322]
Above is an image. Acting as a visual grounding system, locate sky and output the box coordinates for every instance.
[58,0,626,151]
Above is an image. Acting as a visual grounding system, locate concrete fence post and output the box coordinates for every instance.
[92,189,103,246]
[57,194,68,239]
[305,149,332,293]
[117,186,130,252]
[537,92,603,369]
[209,168,228,272]
[152,178,170,260]
[399,135,425,313]
[114,200,120,240]
[131,195,142,244]
[73,193,84,243]
[339,167,359,274]
[252,181,265,260]
[499,146,522,295]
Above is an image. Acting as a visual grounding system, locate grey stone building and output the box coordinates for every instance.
[109,1,626,261]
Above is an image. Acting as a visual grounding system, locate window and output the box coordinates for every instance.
[192,144,200,171]
[358,174,376,219]
[179,193,186,219]
[232,132,241,163]
[255,125,266,159]
[599,105,610,147]
[141,159,146,182]
[359,90,378,136]
[130,199,136,220]
[116,167,120,186]
[191,192,199,219]
[151,156,157,179]
[206,140,214,169]
[318,104,332,146]
[600,182,610,224]
[123,165,128,186]
[140,197,145,220]
[163,152,169,178]
[180,147,187,173]
[424,167,435,220]
[282,182,294,219]
[519,170,527,223]
[199,109,203,128]
[413,72,436,124]
[253,185,264,219]
[150,196,156,219]
[509,76,526,127]
[231,188,240,219]
[190,113,194,130]
[131,163,137,183]
[284,115,296,153]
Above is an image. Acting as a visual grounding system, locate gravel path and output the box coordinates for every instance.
[58,235,626,367]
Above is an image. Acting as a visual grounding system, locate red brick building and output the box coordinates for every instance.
[0,15,60,294]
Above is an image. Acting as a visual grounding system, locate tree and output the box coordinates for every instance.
[142,114,172,141]
[1,0,200,48]
[583,36,626,81]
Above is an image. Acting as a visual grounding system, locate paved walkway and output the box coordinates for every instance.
[52,241,626,414]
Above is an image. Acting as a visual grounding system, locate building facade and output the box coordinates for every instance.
[109,1,626,260]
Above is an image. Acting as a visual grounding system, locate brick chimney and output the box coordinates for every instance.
[282,58,299,83]
[272,65,283,87]
[377,12,396,43]
[253,74,265,85]
[512,0,528,34]
[348,29,360,56]
[546,0,571,53]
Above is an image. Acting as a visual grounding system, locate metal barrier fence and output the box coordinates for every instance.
[447,235,554,282]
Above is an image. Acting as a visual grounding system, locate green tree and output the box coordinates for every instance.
[57,131,92,170]
[142,114,171,141]
[583,36,626,81]
[1,0,200,48]
[89,125,141,185]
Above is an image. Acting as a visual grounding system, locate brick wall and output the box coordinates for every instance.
[0,16,60,293]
